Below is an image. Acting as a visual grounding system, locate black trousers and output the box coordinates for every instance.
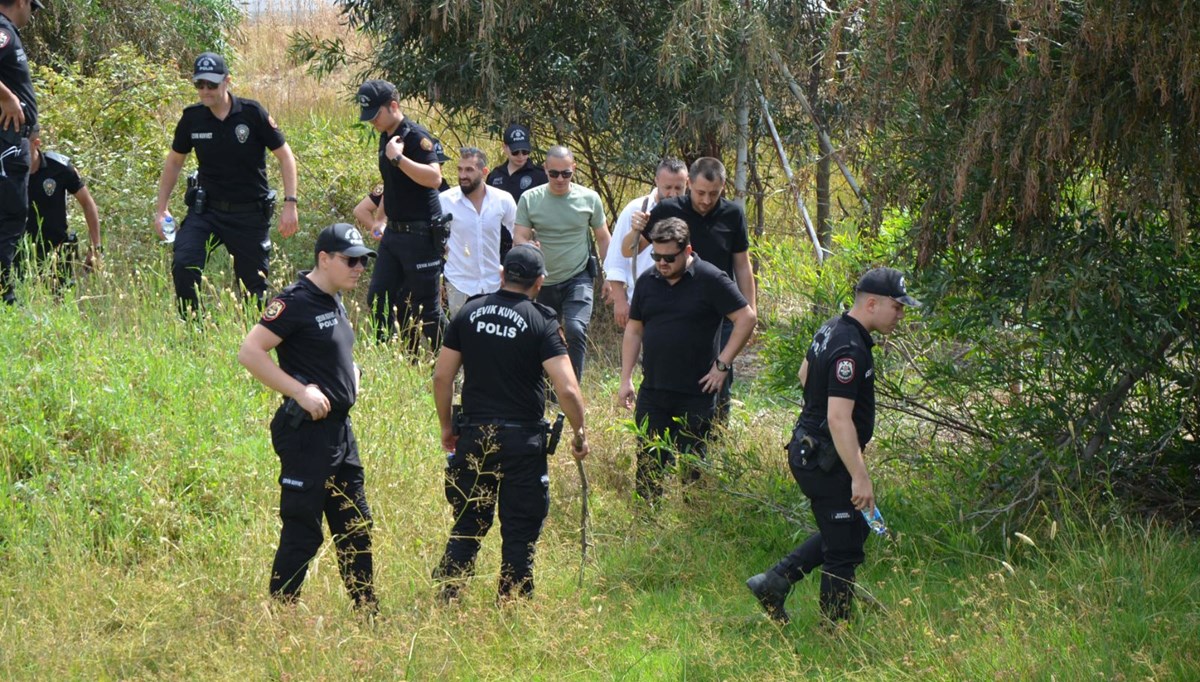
[172,207,271,314]
[269,410,375,606]
[0,138,30,304]
[634,387,716,500]
[367,229,446,351]
[16,233,76,291]
[434,424,549,597]
[772,453,870,622]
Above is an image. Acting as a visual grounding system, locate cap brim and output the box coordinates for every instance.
[507,142,531,152]
[359,106,381,122]
[342,246,377,258]
[895,294,921,307]
[31,0,45,9]
[193,73,225,84]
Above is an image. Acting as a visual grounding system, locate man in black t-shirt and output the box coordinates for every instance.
[431,244,588,601]
[238,223,378,612]
[617,217,756,501]
[153,52,299,316]
[486,123,547,259]
[0,0,41,305]
[22,128,101,286]
[628,157,757,423]
[746,267,919,626]
[357,79,447,351]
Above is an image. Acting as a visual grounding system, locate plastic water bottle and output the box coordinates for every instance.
[862,506,887,535]
[161,216,176,244]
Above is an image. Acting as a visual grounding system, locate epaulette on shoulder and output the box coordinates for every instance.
[465,292,488,304]
[43,150,71,167]
[532,300,558,319]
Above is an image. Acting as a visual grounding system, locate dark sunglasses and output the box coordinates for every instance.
[650,248,685,263]
[547,169,574,179]
[510,149,530,156]
[336,254,372,268]
[193,80,221,90]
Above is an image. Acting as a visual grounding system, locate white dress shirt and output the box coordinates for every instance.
[438,185,517,296]
[604,189,659,303]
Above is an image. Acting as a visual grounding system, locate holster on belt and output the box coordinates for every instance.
[545,413,565,456]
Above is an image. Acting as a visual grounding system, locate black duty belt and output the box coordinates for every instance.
[462,418,547,430]
[387,220,431,235]
[209,198,266,214]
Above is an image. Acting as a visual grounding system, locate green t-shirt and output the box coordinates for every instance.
[515,184,606,285]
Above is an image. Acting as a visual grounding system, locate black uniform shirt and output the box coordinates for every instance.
[630,255,748,395]
[798,313,876,448]
[444,289,567,422]
[378,118,441,222]
[486,160,548,204]
[648,195,749,281]
[259,273,358,412]
[170,95,285,203]
[27,151,83,243]
[0,14,35,132]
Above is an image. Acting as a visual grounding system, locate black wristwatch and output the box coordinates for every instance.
[715,359,732,372]
[389,155,402,168]
[283,195,298,203]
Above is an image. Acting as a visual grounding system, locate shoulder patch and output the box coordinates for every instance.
[268,115,278,129]
[0,32,9,50]
[262,299,286,322]
[44,151,71,167]
[419,137,433,151]
[835,357,856,384]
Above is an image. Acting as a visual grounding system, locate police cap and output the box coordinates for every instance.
[503,123,532,153]
[315,223,377,259]
[856,267,921,307]
[357,79,397,122]
[504,244,546,284]
[193,52,228,85]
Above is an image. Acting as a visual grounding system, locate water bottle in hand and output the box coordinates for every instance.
[161,216,176,244]
[862,506,887,535]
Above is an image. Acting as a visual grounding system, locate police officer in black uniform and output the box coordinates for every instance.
[746,267,919,625]
[431,244,588,601]
[154,52,299,316]
[486,123,547,259]
[0,0,42,305]
[238,223,378,611]
[356,79,447,351]
[23,128,101,286]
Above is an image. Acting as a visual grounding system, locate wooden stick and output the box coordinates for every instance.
[575,457,591,587]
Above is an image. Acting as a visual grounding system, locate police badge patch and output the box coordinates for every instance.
[420,137,433,151]
[235,124,250,144]
[520,176,533,190]
[357,94,370,108]
[42,178,56,196]
[835,358,855,384]
[0,32,9,49]
[263,299,286,321]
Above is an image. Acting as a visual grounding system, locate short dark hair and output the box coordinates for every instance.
[648,217,690,248]
[689,157,726,184]
[460,146,488,168]
[656,157,687,175]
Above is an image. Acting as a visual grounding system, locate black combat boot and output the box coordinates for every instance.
[746,569,792,624]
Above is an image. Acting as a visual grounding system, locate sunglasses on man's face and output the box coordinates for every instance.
[547,169,573,179]
[336,254,372,268]
[194,80,221,90]
[650,248,685,264]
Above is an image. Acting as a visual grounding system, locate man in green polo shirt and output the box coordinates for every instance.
[513,145,610,382]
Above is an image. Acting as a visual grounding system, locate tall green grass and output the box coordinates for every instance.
[1,257,1197,680]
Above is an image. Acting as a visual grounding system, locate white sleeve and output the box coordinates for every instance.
[604,198,639,284]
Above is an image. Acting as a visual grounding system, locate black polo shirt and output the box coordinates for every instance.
[27,151,84,243]
[630,255,748,396]
[258,273,358,413]
[798,313,876,448]
[445,289,567,422]
[377,118,441,222]
[486,160,548,204]
[648,195,749,281]
[171,94,285,203]
[0,14,35,132]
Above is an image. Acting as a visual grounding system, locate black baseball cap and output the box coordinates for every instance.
[433,140,451,163]
[357,79,397,122]
[856,267,921,307]
[504,244,546,283]
[192,52,228,84]
[315,223,376,259]
[503,123,532,153]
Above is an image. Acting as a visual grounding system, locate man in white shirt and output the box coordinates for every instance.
[438,147,517,317]
[604,158,688,328]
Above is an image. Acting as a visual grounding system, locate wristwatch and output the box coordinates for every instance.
[283,195,298,203]
[715,359,732,372]
[389,154,403,168]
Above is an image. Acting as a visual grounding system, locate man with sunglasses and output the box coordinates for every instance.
[513,145,610,383]
[617,217,756,501]
[487,123,547,259]
[0,0,43,305]
[356,79,446,352]
[238,223,378,614]
[153,52,299,317]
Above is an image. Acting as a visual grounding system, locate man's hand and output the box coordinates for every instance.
[0,91,23,132]
[571,432,589,461]
[370,223,385,240]
[850,474,875,512]
[441,426,459,454]
[84,246,100,272]
[698,362,728,393]
[612,296,630,328]
[385,136,404,163]
[599,279,612,305]
[617,380,636,411]
[295,383,331,420]
[152,211,171,240]
[278,201,299,238]
[631,210,649,233]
